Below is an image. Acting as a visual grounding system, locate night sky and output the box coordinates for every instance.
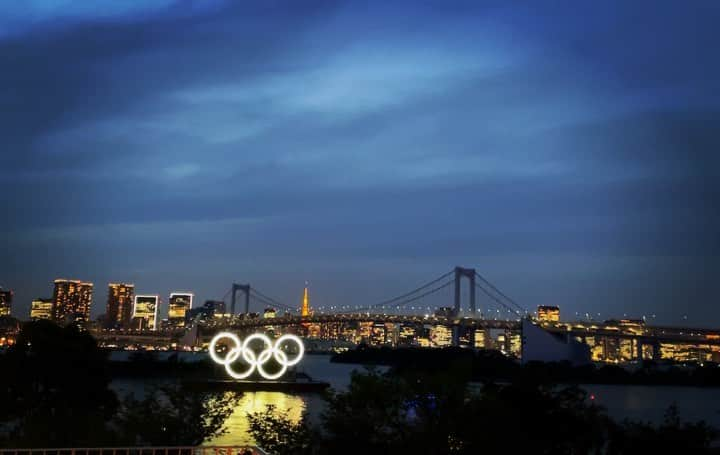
[1,1,718,325]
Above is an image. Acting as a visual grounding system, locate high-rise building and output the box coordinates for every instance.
[30,298,54,320]
[263,308,277,319]
[537,305,560,322]
[133,295,159,330]
[52,279,93,324]
[0,287,13,317]
[106,283,135,328]
[168,292,194,326]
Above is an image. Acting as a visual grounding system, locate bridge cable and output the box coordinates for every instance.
[475,282,521,318]
[389,279,455,308]
[475,272,527,314]
[251,287,289,308]
[352,279,455,313]
[249,288,296,312]
[366,270,454,309]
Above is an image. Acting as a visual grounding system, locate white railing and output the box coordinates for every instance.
[0,447,267,455]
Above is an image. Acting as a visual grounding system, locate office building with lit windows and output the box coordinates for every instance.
[431,325,453,347]
[0,287,13,317]
[537,305,560,322]
[30,298,54,320]
[133,295,160,330]
[106,283,135,328]
[52,279,93,324]
[168,292,193,326]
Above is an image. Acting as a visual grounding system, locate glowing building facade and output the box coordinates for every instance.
[537,305,560,322]
[168,292,194,326]
[431,325,453,347]
[30,298,54,320]
[0,287,12,317]
[106,283,135,328]
[52,279,93,324]
[133,295,160,330]
[474,329,488,349]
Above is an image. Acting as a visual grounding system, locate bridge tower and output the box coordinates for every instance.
[452,267,477,347]
[454,266,477,315]
[231,283,250,315]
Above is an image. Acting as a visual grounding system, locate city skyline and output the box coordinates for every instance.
[0,271,701,327]
[1,1,718,326]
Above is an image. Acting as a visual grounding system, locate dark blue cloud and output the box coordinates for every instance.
[1,0,718,324]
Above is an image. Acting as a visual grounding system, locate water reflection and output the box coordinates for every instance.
[205,392,307,446]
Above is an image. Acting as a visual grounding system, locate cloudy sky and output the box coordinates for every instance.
[1,0,718,324]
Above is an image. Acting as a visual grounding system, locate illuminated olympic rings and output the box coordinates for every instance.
[209,332,305,380]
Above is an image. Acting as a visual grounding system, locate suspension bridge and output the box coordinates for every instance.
[93,266,720,359]
[223,266,527,322]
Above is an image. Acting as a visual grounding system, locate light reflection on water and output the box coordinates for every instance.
[206,392,307,446]
[111,354,720,446]
[111,354,363,447]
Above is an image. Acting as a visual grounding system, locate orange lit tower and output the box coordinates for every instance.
[301,281,311,317]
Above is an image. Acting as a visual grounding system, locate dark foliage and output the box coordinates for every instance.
[0,320,118,447]
[115,384,240,446]
[0,321,238,448]
[246,405,317,455]
[247,367,718,455]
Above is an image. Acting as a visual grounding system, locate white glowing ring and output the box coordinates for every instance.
[209,332,305,380]
[274,334,305,366]
[209,332,242,364]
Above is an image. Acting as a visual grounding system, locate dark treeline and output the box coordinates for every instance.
[332,345,720,387]
[248,366,719,454]
[0,321,238,448]
[2,321,719,453]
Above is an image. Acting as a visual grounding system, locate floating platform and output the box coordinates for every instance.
[183,377,330,393]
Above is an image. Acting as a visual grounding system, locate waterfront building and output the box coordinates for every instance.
[521,319,591,366]
[508,331,522,357]
[307,323,322,338]
[537,305,560,322]
[370,322,387,345]
[358,321,373,343]
[320,321,341,340]
[0,287,12,316]
[431,325,452,347]
[205,300,226,315]
[106,283,135,328]
[168,292,194,327]
[133,295,160,330]
[52,279,93,324]
[263,308,276,319]
[30,298,53,320]
[399,324,417,346]
[660,343,717,363]
[497,333,507,354]
[474,329,488,349]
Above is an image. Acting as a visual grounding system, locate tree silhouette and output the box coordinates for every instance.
[0,320,118,447]
[247,367,718,454]
[116,384,240,446]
